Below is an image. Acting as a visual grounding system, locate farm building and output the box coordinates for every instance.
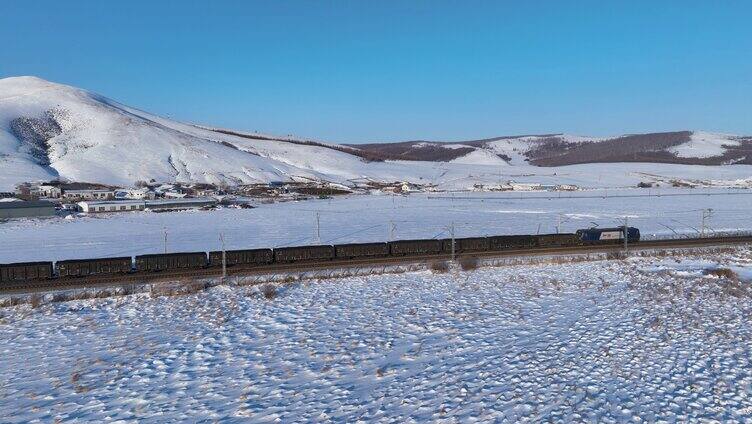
[0,200,56,219]
[63,189,114,200]
[145,198,217,211]
[78,200,146,213]
[38,185,62,198]
[77,198,217,214]
[59,183,116,200]
[114,188,156,200]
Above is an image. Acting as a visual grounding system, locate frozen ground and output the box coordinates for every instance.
[3,250,752,421]
[1,189,752,263]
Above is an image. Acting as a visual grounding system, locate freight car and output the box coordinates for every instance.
[335,242,389,260]
[274,245,335,263]
[57,257,132,278]
[488,235,538,250]
[209,248,273,268]
[576,227,640,244]
[442,237,490,254]
[136,252,208,272]
[389,239,443,256]
[537,233,582,248]
[0,261,53,284]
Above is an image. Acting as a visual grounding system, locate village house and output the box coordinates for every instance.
[37,185,62,198]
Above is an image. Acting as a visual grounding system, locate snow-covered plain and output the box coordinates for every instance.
[1,189,752,263]
[3,250,752,421]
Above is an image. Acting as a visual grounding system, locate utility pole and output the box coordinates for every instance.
[220,233,227,279]
[556,214,562,234]
[163,227,168,254]
[701,208,713,238]
[388,220,395,241]
[450,222,456,262]
[315,212,321,244]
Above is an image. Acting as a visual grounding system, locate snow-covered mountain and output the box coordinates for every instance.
[1,76,751,191]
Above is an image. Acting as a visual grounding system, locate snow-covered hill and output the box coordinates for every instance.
[1,76,751,190]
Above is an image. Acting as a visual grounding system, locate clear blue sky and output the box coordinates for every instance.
[2,1,751,142]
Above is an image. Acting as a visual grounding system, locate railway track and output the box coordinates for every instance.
[3,235,751,295]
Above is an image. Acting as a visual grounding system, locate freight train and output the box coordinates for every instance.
[0,227,639,285]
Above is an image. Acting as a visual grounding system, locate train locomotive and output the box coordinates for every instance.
[0,227,640,285]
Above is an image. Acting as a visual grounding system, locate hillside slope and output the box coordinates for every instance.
[1,76,751,191]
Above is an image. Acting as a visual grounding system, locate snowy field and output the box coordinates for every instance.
[3,250,752,421]
[2,188,752,263]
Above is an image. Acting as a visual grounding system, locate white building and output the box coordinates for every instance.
[78,200,145,213]
[78,197,217,213]
[38,185,62,198]
[115,188,156,200]
[63,189,115,200]
[510,183,542,191]
[163,191,188,199]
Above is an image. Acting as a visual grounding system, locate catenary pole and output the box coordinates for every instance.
[220,233,226,279]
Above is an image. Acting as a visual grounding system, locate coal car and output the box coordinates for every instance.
[136,252,208,272]
[334,242,389,260]
[442,237,490,254]
[209,248,273,268]
[274,245,335,263]
[57,257,132,278]
[488,235,538,250]
[389,239,443,256]
[0,261,53,284]
[537,233,582,248]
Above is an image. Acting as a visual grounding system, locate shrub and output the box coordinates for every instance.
[459,257,479,271]
[51,292,73,303]
[260,284,277,300]
[606,251,628,260]
[704,267,738,280]
[430,261,450,273]
[29,294,43,308]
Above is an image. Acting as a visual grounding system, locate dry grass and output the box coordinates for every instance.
[260,284,277,300]
[704,267,738,280]
[459,257,479,271]
[28,294,43,308]
[0,297,22,308]
[605,251,628,260]
[150,280,208,298]
[429,261,450,273]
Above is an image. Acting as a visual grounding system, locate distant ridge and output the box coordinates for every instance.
[0,76,749,190]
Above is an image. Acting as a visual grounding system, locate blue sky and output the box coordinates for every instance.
[2,1,751,142]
